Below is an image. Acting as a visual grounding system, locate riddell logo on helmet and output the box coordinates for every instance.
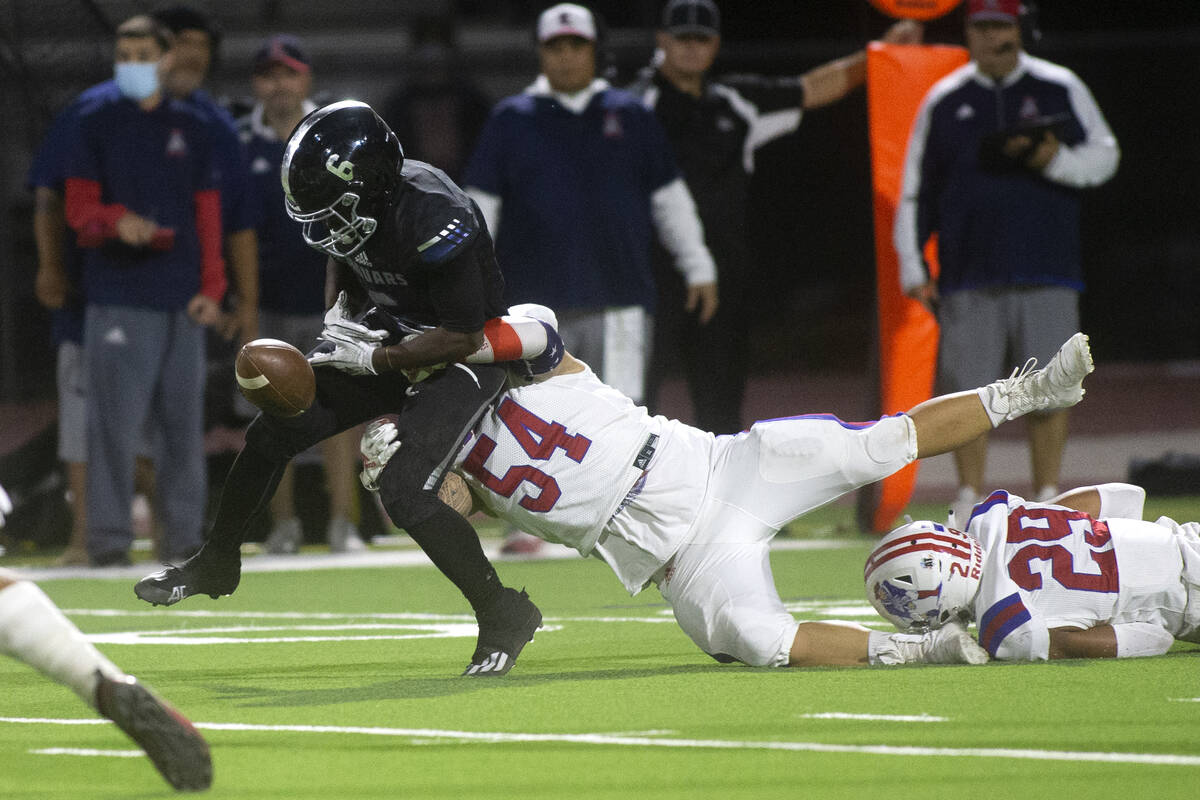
[326,153,355,182]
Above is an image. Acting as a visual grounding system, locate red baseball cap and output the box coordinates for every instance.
[967,0,1020,22]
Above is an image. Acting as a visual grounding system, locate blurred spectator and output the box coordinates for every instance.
[894,0,1119,521]
[630,0,921,434]
[464,2,716,405]
[152,3,259,345]
[380,15,492,184]
[464,2,716,555]
[63,15,226,565]
[236,34,366,553]
[28,81,164,565]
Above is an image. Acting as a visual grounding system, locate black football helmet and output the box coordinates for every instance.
[281,100,404,258]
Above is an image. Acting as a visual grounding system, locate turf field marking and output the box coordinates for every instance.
[28,538,859,582]
[31,748,144,758]
[68,609,675,624]
[5,718,1200,767]
[1168,697,1200,702]
[86,622,564,646]
[800,713,947,722]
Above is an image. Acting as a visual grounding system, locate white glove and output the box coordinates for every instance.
[869,621,989,665]
[0,483,10,528]
[923,622,989,664]
[322,290,389,344]
[309,329,380,375]
[360,419,401,491]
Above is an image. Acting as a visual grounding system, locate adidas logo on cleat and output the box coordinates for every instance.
[463,651,509,676]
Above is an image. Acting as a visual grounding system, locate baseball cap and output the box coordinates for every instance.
[967,0,1021,22]
[662,0,721,37]
[537,3,597,43]
[252,34,311,74]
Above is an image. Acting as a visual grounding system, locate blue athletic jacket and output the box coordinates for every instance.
[895,52,1119,295]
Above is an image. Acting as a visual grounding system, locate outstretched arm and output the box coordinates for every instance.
[1049,623,1175,659]
[801,20,922,109]
[1047,483,1146,519]
[788,620,987,667]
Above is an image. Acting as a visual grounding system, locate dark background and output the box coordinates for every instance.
[1,0,1198,402]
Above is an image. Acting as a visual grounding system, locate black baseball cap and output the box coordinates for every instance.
[662,0,720,37]
[151,4,221,49]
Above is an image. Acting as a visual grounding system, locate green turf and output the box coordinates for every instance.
[1,532,1198,799]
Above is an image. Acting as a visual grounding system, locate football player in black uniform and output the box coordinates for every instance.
[136,100,544,676]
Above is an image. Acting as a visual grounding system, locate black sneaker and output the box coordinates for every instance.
[462,587,542,677]
[95,672,212,792]
[134,548,240,606]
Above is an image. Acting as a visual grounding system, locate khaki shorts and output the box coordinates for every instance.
[937,286,1079,393]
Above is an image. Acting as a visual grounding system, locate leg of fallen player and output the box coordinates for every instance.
[906,391,993,458]
[0,568,211,790]
[905,331,1094,459]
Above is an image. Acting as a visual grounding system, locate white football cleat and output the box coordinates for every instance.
[982,332,1094,423]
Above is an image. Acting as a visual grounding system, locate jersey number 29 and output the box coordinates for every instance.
[1006,506,1119,593]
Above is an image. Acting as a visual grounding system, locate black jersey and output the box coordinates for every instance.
[628,69,806,273]
[340,159,507,333]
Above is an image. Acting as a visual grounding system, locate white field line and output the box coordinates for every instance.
[4,717,1199,767]
[31,748,144,758]
[63,608,679,624]
[51,606,899,645]
[800,713,948,723]
[21,538,860,582]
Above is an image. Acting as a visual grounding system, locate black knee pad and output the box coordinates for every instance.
[375,447,446,529]
[379,482,444,530]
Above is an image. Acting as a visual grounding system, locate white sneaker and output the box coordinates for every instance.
[264,518,302,555]
[1035,485,1060,503]
[949,486,979,530]
[328,517,367,553]
[984,332,1094,422]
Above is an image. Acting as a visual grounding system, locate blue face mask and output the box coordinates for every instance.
[114,61,160,101]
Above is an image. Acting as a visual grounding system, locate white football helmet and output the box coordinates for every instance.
[864,521,983,632]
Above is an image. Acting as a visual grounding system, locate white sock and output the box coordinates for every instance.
[976,383,1010,428]
[0,581,124,708]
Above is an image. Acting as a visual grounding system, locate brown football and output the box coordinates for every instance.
[235,339,315,418]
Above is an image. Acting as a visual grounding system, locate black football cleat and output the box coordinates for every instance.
[134,548,240,607]
[462,587,543,677]
[95,672,213,792]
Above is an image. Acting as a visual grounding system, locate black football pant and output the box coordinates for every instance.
[204,361,509,612]
[645,262,749,435]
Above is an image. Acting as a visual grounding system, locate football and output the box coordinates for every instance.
[235,339,315,418]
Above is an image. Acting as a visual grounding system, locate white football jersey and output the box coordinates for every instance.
[967,491,1196,660]
[456,365,712,588]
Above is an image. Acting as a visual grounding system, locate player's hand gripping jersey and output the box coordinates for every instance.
[966,491,1200,660]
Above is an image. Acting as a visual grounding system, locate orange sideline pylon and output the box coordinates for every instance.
[865,41,968,532]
